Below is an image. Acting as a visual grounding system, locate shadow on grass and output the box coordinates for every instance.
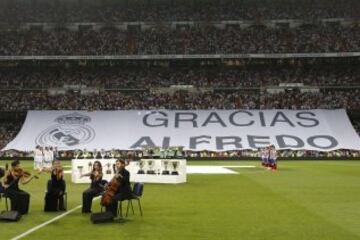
[88,216,133,225]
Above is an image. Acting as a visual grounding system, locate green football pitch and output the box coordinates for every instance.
[1,160,360,240]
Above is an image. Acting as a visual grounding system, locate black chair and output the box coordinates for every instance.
[100,182,144,218]
[98,180,108,191]
[46,180,68,210]
[118,182,144,218]
[0,185,10,211]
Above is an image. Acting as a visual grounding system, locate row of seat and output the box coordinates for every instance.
[0,181,144,218]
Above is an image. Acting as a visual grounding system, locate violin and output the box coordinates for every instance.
[92,169,102,181]
[80,169,102,180]
[54,167,64,181]
[12,168,39,184]
[13,168,33,178]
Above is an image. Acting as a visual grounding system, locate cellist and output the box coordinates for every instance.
[103,159,132,217]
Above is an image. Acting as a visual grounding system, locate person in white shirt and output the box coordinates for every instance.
[43,146,52,168]
[49,147,54,162]
[53,147,59,161]
[40,146,45,169]
[33,145,43,170]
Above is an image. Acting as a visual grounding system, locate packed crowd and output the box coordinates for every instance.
[0,0,358,22]
[353,121,360,135]
[0,0,359,157]
[1,65,359,89]
[1,25,360,55]
[0,122,21,150]
[0,89,359,111]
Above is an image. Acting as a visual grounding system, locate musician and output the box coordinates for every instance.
[0,167,5,193]
[81,161,104,213]
[43,160,66,211]
[105,159,132,217]
[1,160,31,214]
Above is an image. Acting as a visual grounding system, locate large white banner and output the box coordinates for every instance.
[3,109,360,152]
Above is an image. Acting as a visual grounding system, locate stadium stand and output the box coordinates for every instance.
[0,0,358,22]
[0,0,359,158]
[0,25,360,55]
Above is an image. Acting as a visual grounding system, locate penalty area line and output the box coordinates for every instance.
[11,196,101,240]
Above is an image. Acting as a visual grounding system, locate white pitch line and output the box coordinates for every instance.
[189,165,256,168]
[220,165,256,168]
[11,197,101,240]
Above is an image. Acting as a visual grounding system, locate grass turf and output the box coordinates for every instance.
[0,160,360,240]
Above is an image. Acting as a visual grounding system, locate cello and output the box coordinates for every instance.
[101,159,130,206]
[100,173,122,206]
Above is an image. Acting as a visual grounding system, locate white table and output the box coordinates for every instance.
[71,158,187,184]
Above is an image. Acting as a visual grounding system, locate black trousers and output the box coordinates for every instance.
[105,192,128,217]
[44,188,65,212]
[6,189,30,214]
[82,187,102,213]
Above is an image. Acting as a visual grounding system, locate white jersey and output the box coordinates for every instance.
[44,150,51,162]
[49,150,54,162]
[269,149,277,160]
[34,149,43,169]
[34,149,42,161]
[261,149,268,159]
[42,150,52,168]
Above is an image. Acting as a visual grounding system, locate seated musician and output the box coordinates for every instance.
[104,159,132,217]
[43,160,66,211]
[0,167,5,193]
[81,161,104,213]
[1,160,31,214]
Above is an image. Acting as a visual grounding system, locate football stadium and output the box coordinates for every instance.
[0,0,360,239]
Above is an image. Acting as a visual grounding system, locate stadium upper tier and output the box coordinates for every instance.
[0,90,359,111]
[0,25,359,55]
[0,66,359,89]
[0,0,358,22]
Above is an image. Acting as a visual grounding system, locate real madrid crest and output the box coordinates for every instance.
[35,113,95,149]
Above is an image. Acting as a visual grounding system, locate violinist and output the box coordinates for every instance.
[1,160,32,214]
[0,167,5,193]
[81,161,104,213]
[43,160,66,211]
[104,159,132,217]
